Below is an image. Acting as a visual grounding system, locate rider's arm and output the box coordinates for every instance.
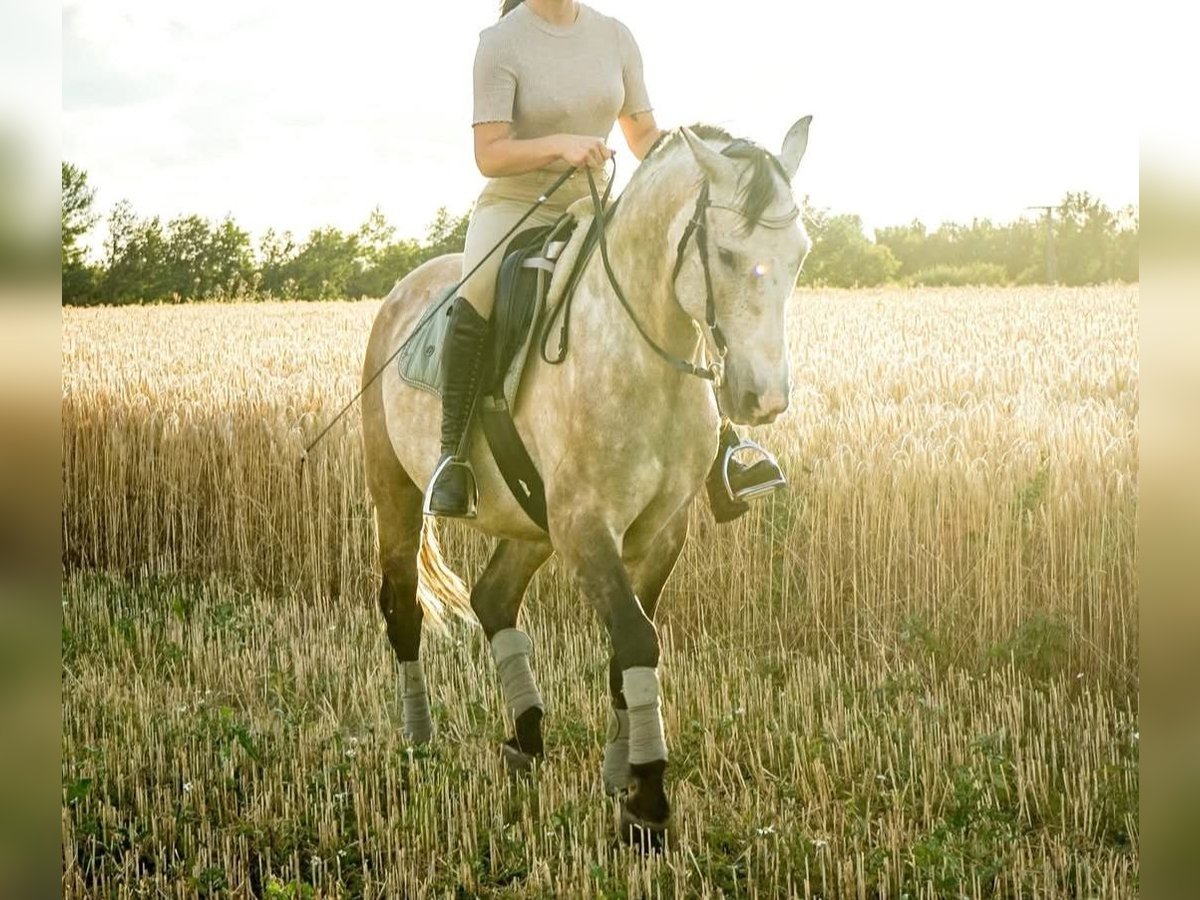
[474,124,611,178]
[472,124,559,177]
[619,111,666,162]
[614,19,662,162]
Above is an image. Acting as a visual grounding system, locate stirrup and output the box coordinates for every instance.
[422,456,479,518]
[721,439,787,502]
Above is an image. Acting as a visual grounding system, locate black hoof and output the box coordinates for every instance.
[501,740,540,776]
[618,801,669,853]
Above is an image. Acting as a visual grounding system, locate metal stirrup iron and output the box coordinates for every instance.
[721,439,787,503]
[422,456,479,518]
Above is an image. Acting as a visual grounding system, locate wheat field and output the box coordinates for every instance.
[61,286,1138,897]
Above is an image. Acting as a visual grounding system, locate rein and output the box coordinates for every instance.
[540,161,724,382]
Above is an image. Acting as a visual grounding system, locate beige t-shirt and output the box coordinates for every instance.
[472,2,653,167]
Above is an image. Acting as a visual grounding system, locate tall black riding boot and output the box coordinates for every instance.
[424,297,490,518]
[705,421,787,524]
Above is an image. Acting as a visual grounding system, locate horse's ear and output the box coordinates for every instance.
[779,115,812,181]
[680,126,735,183]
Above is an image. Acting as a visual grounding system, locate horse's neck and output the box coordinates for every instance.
[582,171,701,373]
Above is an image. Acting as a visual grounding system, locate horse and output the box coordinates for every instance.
[361,117,812,846]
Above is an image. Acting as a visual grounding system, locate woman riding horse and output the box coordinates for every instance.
[364,0,812,847]
[425,0,787,523]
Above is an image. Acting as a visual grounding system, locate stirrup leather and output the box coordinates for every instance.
[422,456,479,518]
[721,439,787,502]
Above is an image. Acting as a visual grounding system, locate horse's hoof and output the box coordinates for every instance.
[603,776,630,798]
[618,801,669,853]
[403,728,433,746]
[501,741,539,776]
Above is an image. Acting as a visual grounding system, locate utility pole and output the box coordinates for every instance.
[1026,205,1057,283]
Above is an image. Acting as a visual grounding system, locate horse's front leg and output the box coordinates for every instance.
[471,539,553,771]
[603,508,689,799]
[556,516,672,847]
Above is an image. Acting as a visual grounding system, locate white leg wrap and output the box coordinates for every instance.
[490,628,543,720]
[622,667,668,764]
[602,707,631,794]
[400,660,433,744]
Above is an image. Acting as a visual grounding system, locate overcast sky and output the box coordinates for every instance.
[62,0,1138,254]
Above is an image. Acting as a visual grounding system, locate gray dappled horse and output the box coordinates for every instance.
[362,118,812,846]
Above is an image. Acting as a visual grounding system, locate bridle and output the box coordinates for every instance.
[545,138,800,386]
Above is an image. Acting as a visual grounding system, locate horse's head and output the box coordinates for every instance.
[674,118,812,426]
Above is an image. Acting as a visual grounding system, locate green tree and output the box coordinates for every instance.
[162,214,254,299]
[419,206,472,262]
[1112,205,1139,282]
[799,205,899,287]
[284,227,360,300]
[258,228,299,298]
[1054,191,1118,285]
[348,207,422,298]
[100,201,171,303]
[62,162,99,302]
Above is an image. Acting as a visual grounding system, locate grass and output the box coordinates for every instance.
[62,571,1137,897]
[61,285,1139,896]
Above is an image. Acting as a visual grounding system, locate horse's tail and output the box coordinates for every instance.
[415,517,475,632]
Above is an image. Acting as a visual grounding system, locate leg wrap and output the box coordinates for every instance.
[490,628,543,720]
[400,660,433,744]
[602,707,631,795]
[622,667,668,764]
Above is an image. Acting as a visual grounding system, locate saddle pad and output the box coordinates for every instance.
[396,211,590,407]
[395,286,456,397]
[394,282,544,410]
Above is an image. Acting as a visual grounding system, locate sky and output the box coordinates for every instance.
[61,0,1139,255]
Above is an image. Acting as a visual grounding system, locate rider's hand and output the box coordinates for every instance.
[554,134,613,169]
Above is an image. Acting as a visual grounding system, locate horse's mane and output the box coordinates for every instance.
[639,123,791,234]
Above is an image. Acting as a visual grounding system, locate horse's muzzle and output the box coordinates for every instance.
[721,384,788,426]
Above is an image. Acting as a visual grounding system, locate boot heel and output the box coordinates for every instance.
[424,456,479,519]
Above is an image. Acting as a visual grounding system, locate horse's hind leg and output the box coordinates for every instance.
[471,539,553,770]
[603,508,689,798]
[372,477,433,743]
[363,361,432,743]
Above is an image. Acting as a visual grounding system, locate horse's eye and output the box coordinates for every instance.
[717,246,736,269]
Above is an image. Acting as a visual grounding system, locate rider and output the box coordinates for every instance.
[426,0,786,524]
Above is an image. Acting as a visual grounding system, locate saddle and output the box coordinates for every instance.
[397,197,614,528]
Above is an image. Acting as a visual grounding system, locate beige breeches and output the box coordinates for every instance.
[459,167,609,319]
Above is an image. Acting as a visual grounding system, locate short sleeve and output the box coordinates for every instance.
[472,31,516,125]
[615,20,653,118]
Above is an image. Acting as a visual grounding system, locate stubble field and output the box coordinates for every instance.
[61,286,1138,897]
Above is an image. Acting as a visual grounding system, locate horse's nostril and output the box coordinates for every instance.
[740,391,758,416]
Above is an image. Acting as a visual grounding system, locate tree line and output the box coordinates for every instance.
[61,162,1137,305]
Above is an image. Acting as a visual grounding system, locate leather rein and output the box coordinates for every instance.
[541,138,799,385]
